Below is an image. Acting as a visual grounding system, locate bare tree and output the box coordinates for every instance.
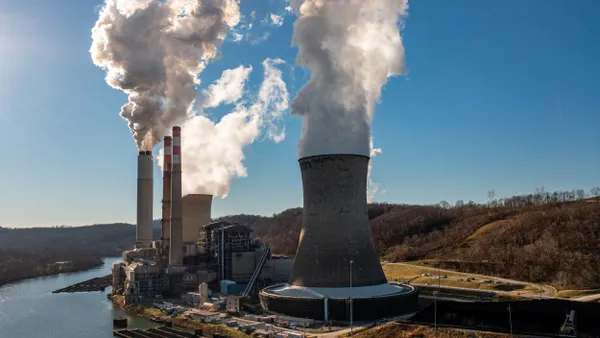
[535,186,546,205]
[591,187,600,204]
[575,189,586,201]
[455,200,465,208]
[438,200,450,209]
[488,189,496,206]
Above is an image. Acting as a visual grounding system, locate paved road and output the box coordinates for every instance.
[414,283,554,300]
[385,262,557,298]
[574,293,600,302]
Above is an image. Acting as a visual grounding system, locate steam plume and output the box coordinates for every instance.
[199,65,253,109]
[291,0,408,158]
[367,137,382,202]
[90,0,240,150]
[157,58,289,197]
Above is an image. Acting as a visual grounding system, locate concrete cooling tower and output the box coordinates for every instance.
[260,154,418,321]
[182,194,213,244]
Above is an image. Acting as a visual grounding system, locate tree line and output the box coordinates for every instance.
[222,187,600,289]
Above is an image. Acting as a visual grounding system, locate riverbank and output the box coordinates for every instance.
[0,257,157,338]
[107,294,251,338]
[0,257,104,288]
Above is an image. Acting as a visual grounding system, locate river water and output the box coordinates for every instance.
[0,257,155,338]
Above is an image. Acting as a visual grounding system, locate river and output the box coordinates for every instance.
[0,257,155,338]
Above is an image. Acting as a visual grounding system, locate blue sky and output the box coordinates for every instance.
[0,0,598,227]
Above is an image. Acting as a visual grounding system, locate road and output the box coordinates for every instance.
[385,262,557,298]
[414,283,554,300]
[573,293,600,302]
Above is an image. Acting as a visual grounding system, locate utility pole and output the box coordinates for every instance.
[221,224,225,282]
[434,263,440,330]
[350,259,353,336]
[434,289,437,330]
[508,304,513,337]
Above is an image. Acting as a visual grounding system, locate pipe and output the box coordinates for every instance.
[135,150,153,248]
[161,136,172,253]
[169,126,183,267]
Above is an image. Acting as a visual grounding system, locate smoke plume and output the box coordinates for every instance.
[90,0,240,150]
[290,0,408,158]
[157,58,289,197]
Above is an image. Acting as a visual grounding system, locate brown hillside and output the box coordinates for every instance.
[220,189,600,289]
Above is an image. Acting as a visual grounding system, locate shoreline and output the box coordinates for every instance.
[107,293,251,338]
[0,259,104,288]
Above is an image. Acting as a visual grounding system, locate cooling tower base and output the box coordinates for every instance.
[259,282,418,321]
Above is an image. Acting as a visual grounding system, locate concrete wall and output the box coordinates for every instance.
[271,258,294,282]
[122,248,158,264]
[231,251,256,283]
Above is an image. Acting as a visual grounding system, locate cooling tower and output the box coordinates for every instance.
[161,136,173,252]
[290,154,386,287]
[135,151,153,249]
[260,154,418,321]
[182,194,213,244]
[169,126,183,267]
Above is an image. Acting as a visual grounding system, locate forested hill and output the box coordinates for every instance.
[0,220,162,255]
[1,188,599,288]
[0,222,161,286]
[217,189,600,289]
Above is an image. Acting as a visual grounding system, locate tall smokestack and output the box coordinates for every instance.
[169,126,183,267]
[182,194,213,244]
[289,154,387,287]
[136,151,154,249]
[161,136,173,252]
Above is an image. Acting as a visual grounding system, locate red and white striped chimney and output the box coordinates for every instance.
[161,136,172,253]
[169,126,183,267]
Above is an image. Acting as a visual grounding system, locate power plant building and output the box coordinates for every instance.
[112,125,291,304]
[114,128,416,324]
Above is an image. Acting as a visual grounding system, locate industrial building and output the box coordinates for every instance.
[260,154,419,321]
[112,127,414,324]
[111,125,292,305]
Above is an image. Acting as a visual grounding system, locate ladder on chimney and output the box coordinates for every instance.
[242,247,270,298]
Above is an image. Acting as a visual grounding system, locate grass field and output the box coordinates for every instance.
[382,263,539,294]
[466,219,517,242]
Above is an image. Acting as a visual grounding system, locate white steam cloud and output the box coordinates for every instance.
[270,14,284,26]
[157,58,289,197]
[90,0,240,150]
[199,65,253,109]
[291,0,409,158]
[367,137,382,203]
